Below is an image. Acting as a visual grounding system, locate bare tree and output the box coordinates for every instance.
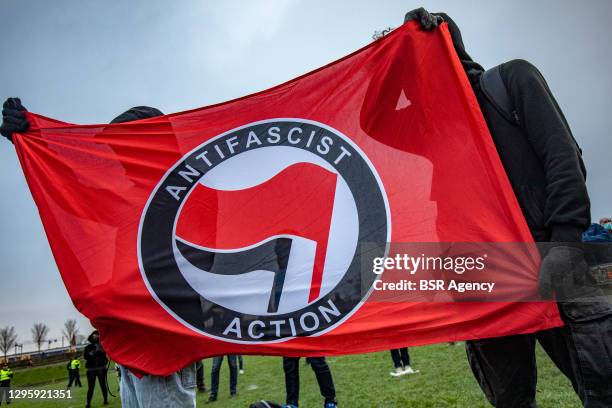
[62,319,79,347]
[31,323,49,353]
[0,326,18,359]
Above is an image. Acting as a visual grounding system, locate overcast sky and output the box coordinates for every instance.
[1,0,610,351]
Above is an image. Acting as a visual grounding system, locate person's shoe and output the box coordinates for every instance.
[390,366,403,376]
[206,396,217,404]
[402,366,420,374]
[239,369,244,374]
[324,403,337,408]
[198,386,207,393]
[230,392,237,398]
[282,405,298,408]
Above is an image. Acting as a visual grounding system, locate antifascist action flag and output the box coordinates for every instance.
[13,21,561,375]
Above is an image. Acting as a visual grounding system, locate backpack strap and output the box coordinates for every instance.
[479,65,521,126]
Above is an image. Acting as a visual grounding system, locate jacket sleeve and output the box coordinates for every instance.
[501,59,590,242]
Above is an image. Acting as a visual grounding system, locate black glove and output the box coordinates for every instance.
[539,246,588,300]
[1,97,30,143]
[404,7,444,31]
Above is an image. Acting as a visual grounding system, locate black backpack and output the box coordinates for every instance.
[479,65,521,127]
[479,64,584,154]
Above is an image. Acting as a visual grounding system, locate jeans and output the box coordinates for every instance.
[210,356,237,398]
[86,368,108,407]
[119,363,196,408]
[67,369,82,387]
[390,348,410,369]
[238,355,244,370]
[283,357,336,406]
[466,295,612,408]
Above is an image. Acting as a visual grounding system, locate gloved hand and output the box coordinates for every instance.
[404,7,444,31]
[539,246,589,300]
[1,97,30,143]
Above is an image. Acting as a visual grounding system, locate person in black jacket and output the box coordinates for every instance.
[402,8,612,408]
[83,330,108,407]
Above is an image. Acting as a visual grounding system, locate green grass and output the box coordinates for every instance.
[12,362,71,387]
[5,343,581,407]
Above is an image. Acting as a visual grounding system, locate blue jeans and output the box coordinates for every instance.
[119,363,196,408]
[210,355,237,398]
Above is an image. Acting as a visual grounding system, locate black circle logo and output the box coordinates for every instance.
[138,119,389,343]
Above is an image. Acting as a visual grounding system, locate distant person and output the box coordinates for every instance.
[0,362,13,406]
[66,355,82,387]
[583,223,612,243]
[84,330,108,407]
[389,348,419,377]
[282,357,337,408]
[207,355,238,403]
[600,217,612,232]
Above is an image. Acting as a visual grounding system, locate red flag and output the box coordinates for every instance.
[13,21,561,375]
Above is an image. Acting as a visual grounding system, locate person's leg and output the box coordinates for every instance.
[67,370,74,388]
[0,380,10,404]
[227,355,238,396]
[0,380,7,404]
[97,369,108,404]
[196,360,205,391]
[555,300,612,407]
[238,355,244,372]
[283,357,300,407]
[76,371,82,387]
[389,349,402,369]
[307,357,336,405]
[400,348,410,368]
[536,327,580,393]
[86,370,96,407]
[209,356,223,400]
[465,334,538,408]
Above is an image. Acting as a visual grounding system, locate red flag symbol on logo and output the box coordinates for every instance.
[176,162,338,302]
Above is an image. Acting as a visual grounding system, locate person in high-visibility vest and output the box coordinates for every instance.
[66,355,82,388]
[0,362,14,405]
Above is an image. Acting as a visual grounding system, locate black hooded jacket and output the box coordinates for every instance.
[83,332,108,370]
[437,14,590,242]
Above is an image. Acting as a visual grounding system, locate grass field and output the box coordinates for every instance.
[6,343,581,408]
